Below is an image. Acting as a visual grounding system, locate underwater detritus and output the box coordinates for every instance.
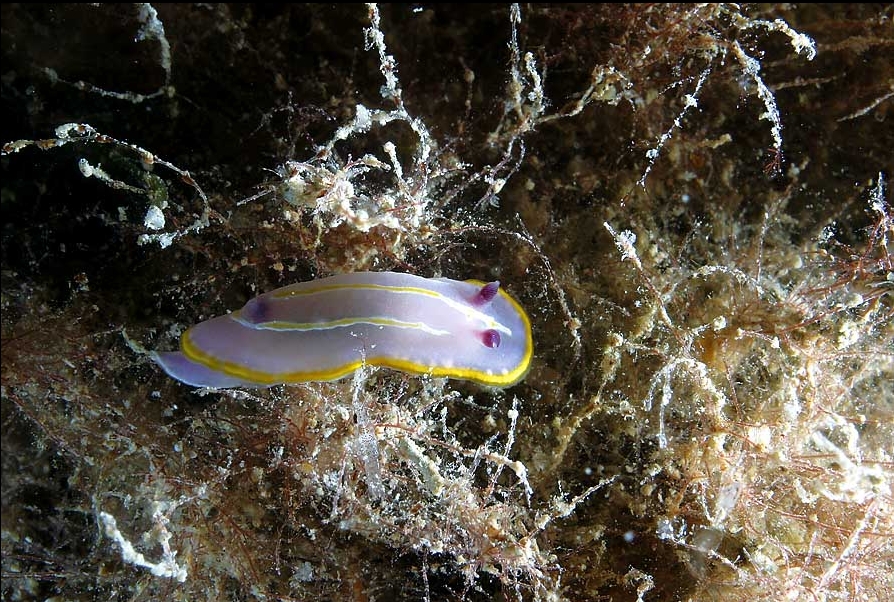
[153,271,533,388]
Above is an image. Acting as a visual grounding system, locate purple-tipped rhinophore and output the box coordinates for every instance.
[473,281,500,306]
[480,329,501,349]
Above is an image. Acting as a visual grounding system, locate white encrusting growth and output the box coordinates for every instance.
[40,4,173,104]
[1,123,210,249]
[638,67,711,188]
[732,42,785,159]
[99,510,188,582]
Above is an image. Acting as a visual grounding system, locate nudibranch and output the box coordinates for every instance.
[153,272,533,388]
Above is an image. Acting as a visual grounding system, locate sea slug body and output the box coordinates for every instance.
[153,271,533,388]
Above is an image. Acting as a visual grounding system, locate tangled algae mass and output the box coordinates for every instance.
[2,4,891,601]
